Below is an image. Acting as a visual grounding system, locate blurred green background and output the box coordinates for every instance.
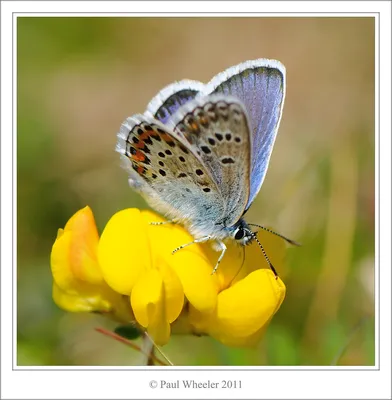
[17,17,375,366]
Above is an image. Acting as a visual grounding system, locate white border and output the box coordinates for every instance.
[1,1,391,399]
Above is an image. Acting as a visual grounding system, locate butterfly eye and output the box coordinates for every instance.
[234,227,245,240]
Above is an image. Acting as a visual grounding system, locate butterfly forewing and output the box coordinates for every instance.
[168,95,251,227]
[206,60,286,209]
[117,115,226,228]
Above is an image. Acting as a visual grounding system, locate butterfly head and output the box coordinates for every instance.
[231,219,255,246]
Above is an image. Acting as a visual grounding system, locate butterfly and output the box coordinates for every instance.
[116,59,297,275]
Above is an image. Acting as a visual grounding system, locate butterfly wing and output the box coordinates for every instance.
[145,80,204,124]
[117,59,285,232]
[167,94,251,227]
[204,59,286,210]
[116,114,226,233]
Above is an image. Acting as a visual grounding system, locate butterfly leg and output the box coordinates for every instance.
[172,237,227,274]
[171,235,212,255]
[211,240,227,275]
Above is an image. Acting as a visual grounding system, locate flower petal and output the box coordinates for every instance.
[52,282,112,313]
[51,207,103,291]
[142,211,218,314]
[201,242,244,292]
[51,230,75,292]
[131,268,163,327]
[98,209,151,294]
[131,269,170,345]
[156,262,184,323]
[190,269,286,347]
[65,206,102,284]
[146,302,171,347]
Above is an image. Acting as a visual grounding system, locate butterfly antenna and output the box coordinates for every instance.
[252,233,279,278]
[248,224,301,246]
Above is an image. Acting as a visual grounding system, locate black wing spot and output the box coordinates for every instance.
[225,133,232,141]
[217,102,228,110]
[208,138,216,146]
[142,145,151,154]
[203,187,211,193]
[159,169,166,176]
[235,137,241,143]
[201,146,211,154]
[179,156,186,162]
[152,173,157,179]
[178,172,187,178]
[215,133,223,141]
[196,169,204,176]
[132,137,139,144]
[179,144,189,154]
[221,157,235,164]
[158,152,165,158]
[136,128,144,135]
[142,156,151,165]
[217,103,229,121]
[158,161,165,167]
[231,107,242,116]
[165,150,172,156]
[186,115,195,125]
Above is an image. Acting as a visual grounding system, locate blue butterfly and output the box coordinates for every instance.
[117,59,297,274]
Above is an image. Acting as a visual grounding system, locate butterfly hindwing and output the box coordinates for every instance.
[116,114,226,230]
[145,80,204,124]
[167,94,251,227]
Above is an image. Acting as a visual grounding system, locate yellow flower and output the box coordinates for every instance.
[50,206,132,323]
[98,209,219,345]
[186,226,286,347]
[51,206,287,348]
[98,208,286,347]
[189,269,285,346]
